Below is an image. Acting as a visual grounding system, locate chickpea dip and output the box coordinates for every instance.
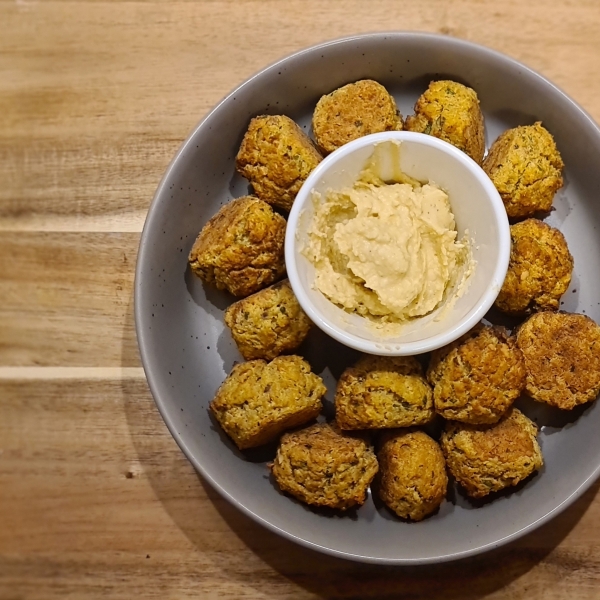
[303,168,474,324]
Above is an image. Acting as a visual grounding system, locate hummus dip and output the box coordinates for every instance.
[304,175,473,323]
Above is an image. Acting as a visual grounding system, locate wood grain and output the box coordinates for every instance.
[0,232,139,367]
[3,0,600,597]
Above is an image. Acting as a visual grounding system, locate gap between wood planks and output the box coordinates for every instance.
[0,367,146,380]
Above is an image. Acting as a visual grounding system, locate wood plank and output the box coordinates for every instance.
[0,366,145,380]
[0,232,140,367]
[0,135,179,233]
[1,375,600,599]
[1,1,600,232]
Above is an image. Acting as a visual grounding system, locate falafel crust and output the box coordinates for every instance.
[482,122,564,218]
[516,312,600,410]
[224,279,312,361]
[427,326,525,424]
[495,219,573,315]
[188,196,286,297]
[210,356,326,449]
[312,80,403,154]
[235,115,322,211]
[335,355,434,430]
[440,408,543,498]
[270,422,379,510]
[378,430,448,521]
[404,80,485,163]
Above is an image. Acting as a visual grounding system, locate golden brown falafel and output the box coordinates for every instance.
[495,219,573,315]
[312,80,403,154]
[482,122,564,218]
[516,312,600,410]
[335,355,434,430]
[270,422,379,510]
[235,115,322,211]
[427,326,525,424]
[210,355,326,449]
[378,430,448,521]
[224,279,312,361]
[404,80,485,163]
[440,408,543,498]
[188,196,286,297]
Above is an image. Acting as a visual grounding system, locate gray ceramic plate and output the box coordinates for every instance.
[135,32,600,564]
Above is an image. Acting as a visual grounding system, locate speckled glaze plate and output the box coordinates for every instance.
[134,32,600,564]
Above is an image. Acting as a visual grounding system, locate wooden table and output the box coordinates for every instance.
[3,1,600,598]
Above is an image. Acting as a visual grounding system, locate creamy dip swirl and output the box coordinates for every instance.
[304,177,473,322]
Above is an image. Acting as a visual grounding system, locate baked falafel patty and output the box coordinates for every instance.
[404,80,485,163]
[427,326,525,424]
[516,311,600,409]
[440,408,543,498]
[312,79,403,154]
[335,355,434,429]
[271,422,379,510]
[224,279,312,360]
[378,430,448,521]
[188,195,286,297]
[495,219,573,315]
[210,355,326,449]
[482,122,563,218]
[236,114,322,211]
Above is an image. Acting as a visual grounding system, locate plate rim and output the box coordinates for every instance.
[134,31,600,564]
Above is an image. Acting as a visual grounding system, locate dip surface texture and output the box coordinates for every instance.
[305,179,471,321]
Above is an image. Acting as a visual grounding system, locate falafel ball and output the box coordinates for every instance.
[495,219,573,315]
[335,355,434,430]
[516,312,600,410]
[440,408,543,498]
[270,422,379,510]
[235,114,323,211]
[427,325,525,424]
[312,80,403,154]
[378,430,448,521]
[404,80,485,163]
[482,122,564,218]
[224,279,312,361]
[210,355,326,450]
[188,195,286,297]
